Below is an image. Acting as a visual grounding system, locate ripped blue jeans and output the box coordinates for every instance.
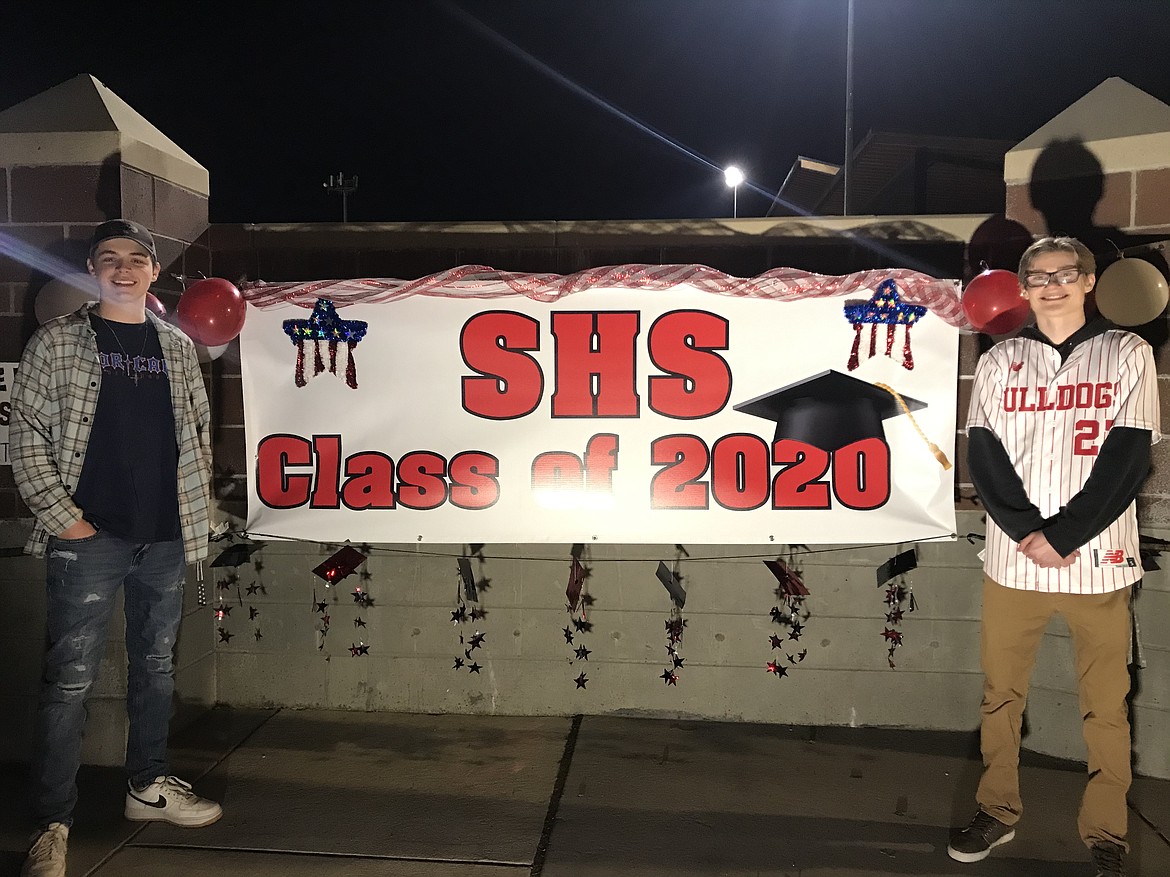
[32,530,185,828]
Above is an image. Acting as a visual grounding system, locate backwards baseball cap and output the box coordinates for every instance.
[89,219,157,261]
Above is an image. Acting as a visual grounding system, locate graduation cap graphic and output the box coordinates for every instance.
[734,370,950,468]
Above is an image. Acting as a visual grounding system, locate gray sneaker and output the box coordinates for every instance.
[1090,841,1126,876]
[125,775,222,827]
[947,809,1015,862]
[21,822,68,877]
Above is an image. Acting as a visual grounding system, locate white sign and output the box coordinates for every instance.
[0,362,16,466]
[239,268,960,544]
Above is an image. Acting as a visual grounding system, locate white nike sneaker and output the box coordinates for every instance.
[124,775,223,827]
[22,822,68,877]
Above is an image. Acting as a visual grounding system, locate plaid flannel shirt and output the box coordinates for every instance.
[11,303,213,562]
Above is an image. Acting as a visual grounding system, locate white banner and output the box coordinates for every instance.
[239,267,960,544]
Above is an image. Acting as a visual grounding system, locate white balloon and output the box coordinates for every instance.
[196,342,230,363]
[35,273,99,324]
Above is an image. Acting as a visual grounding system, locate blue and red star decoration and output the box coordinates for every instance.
[843,279,927,371]
[282,298,368,389]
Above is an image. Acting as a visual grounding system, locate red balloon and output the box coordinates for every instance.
[145,292,167,319]
[962,269,1030,334]
[177,278,247,346]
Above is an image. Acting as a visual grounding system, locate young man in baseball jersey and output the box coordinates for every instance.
[12,220,222,877]
[951,236,1160,876]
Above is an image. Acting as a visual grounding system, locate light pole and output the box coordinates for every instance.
[724,165,745,218]
[323,171,359,222]
[843,0,855,215]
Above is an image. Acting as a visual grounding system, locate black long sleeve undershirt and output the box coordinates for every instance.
[968,425,1151,557]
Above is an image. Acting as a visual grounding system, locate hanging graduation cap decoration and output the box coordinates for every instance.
[282,298,368,389]
[312,545,367,586]
[210,541,263,568]
[655,561,686,608]
[842,278,927,371]
[457,557,478,603]
[764,559,809,597]
[566,557,586,610]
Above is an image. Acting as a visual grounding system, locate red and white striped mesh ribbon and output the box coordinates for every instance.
[242,264,965,327]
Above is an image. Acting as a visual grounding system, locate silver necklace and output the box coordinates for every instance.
[97,316,150,385]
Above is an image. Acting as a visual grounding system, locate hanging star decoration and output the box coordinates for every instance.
[876,548,918,668]
[761,553,811,678]
[451,552,490,676]
[564,549,598,689]
[217,627,233,643]
[766,660,789,679]
[843,278,927,372]
[282,298,368,389]
[349,642,370,657]
[313,590,331,651]
[203,536,264,608]
[655,552,689,686]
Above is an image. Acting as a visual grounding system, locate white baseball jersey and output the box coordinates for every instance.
[967,328,1160,593]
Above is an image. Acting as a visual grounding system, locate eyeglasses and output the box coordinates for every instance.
[1023,268,1083,288]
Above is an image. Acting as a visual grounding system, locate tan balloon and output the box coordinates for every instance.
[1095,257,1169,327]
[35,273,99,324]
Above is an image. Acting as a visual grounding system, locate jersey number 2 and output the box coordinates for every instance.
[1074,419,1114,456]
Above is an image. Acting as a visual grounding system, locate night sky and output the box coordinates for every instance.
[4,1,1170,224]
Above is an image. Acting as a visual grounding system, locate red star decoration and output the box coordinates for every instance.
[882,627,904,645]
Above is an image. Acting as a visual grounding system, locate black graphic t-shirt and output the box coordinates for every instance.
[72,314,181,542]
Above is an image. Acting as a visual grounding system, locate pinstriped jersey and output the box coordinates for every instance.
[966,328,1161,593]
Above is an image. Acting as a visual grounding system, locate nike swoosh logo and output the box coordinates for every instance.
[128,792,168,809]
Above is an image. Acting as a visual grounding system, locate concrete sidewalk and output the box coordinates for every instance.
[1,708,1167,876]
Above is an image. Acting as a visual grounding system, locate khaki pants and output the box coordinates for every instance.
[976,575,1132,850]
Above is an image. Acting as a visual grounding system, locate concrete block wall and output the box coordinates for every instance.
[205,511,1170,779]
[209,533,985,727]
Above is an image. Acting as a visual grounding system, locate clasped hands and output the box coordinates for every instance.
[1018,531,1079,569]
